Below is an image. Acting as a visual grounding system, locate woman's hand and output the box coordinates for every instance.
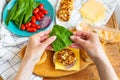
[70,30,105,60]
[70,30,118,80]
[24,30,56,64]
[14,30,56,80]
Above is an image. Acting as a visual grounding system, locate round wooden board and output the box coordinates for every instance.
[19,46,92,77]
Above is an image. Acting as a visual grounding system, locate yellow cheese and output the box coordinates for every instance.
[54,48,80,71]
[80,0,106,22]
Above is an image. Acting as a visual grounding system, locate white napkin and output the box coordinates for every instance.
[0,0,58,80]
[0,0,6,25]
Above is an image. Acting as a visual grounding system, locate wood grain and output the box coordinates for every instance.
[33,51,92,77]
[44,14,120,80]
[19,48,92,77]
[0,76,3,80]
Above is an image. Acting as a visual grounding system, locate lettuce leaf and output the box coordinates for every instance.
[50,25,73,51]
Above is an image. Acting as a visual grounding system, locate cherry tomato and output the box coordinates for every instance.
[31,23,41,30]
[31,16,36,23]
[35,14,41,20]
[27,27,37,32]
[21,24,26,30]
[35,25,41,30]
[38,12,44,18]
[33,8,39,14]
[25,22,32,28]
[42,9,48,15]
[31,23,37,28]
[39,4,44,10]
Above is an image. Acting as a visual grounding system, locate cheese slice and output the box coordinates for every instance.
[80,0,106,22]
[54,48,80,71]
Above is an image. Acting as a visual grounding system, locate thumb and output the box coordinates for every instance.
[70,36,85,46]
[41,36,56,49]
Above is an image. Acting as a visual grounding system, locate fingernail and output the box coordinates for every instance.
[70,36,74,40]
[52,36,57,39]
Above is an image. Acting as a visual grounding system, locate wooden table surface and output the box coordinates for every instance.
[44,14,120,80]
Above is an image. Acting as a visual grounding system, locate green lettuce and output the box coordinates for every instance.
[50,25,73,51]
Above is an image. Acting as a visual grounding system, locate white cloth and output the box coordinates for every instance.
[0,0,118,80]
[0,0,58,80]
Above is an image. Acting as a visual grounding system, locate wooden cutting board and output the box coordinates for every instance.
[33,50,92,77]
[20,46,92,77]
[44,14,120,80]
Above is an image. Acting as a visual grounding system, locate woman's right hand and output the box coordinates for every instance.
[70,30,105,60]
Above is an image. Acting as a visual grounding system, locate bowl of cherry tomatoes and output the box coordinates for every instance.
[3,0,54,36]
